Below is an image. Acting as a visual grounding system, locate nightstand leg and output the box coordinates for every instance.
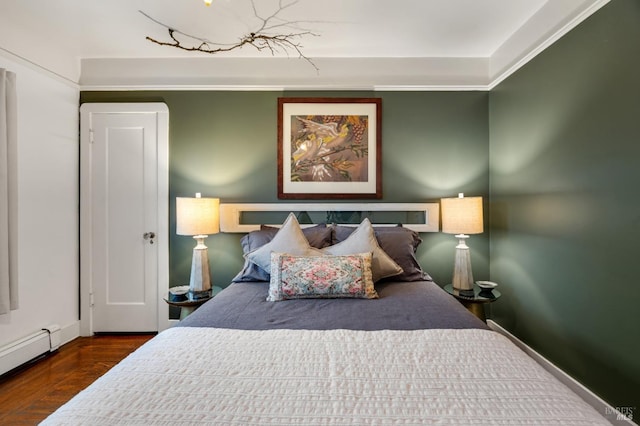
[179,306,196,320]
[463,302,486,322]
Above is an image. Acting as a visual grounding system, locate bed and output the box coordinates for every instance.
[42,206,612,425]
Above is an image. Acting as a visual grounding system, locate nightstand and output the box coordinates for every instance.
[164,286,222,320]
[444,284,501,322]
[164,295,211,320]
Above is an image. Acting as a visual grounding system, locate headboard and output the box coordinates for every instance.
[219,203,440,233]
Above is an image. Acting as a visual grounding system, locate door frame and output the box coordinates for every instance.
[79,103,170,336]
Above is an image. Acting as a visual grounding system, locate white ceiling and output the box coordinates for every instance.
[0,0,608,89]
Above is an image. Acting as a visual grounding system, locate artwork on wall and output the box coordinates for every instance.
[277,97,382,199]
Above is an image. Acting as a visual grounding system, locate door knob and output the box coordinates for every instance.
[143,232,156,244]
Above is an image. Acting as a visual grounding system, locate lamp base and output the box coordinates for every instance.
[452,234,474,292]
[189,236,212,295]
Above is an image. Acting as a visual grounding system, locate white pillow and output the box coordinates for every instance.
[323,218,403,282]
[245,213,322,272]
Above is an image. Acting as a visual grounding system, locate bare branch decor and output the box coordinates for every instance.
[140,0,319,71]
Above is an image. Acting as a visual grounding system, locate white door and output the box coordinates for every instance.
[80,103,169,334]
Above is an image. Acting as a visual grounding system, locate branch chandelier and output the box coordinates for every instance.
[140,0,319,71]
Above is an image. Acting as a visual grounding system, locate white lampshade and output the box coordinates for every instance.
[176,194,220,236]
[441,193,483,235]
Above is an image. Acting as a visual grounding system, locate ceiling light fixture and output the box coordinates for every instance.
[204,0,213,6]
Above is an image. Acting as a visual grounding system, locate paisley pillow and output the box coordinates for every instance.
[267,252,377,302]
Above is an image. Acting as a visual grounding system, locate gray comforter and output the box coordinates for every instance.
[178,280,488,330]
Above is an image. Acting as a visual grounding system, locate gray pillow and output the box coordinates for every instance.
[233,223,331,282]
[333,224,431,282]
[261,224,333,249]
[245,213,323,273]
[323,218,403,282]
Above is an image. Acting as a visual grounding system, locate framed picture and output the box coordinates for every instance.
[278,97,382,199]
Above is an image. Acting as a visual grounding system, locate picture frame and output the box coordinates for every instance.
[277,97,382,199]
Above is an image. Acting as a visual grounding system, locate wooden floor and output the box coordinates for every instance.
[0,334,154,425]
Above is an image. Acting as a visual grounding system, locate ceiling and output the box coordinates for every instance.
[0,0,608,89]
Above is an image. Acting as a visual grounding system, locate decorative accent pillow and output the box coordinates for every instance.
[333,224,431,282]
[323,218,403,282]
[261,223,333,249]
[245,213,322,273]
[232,223,331,282]
[267,252,377,302]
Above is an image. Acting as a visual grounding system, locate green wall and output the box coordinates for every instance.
[80,90,490,291]
[489,0,640,411]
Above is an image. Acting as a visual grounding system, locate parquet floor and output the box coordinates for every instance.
[0,333,154,425]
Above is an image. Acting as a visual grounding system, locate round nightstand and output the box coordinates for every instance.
[444,284,501,322]
[164,296,210,320]
[164,286,222,320]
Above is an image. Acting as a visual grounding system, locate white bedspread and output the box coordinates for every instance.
[42,327,611,425]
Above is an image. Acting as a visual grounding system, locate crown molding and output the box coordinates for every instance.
[0,47,79,90]
[80,84,492,92]
[78,57,491,92]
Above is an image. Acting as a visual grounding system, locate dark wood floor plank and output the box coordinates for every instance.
[0,334,153,424]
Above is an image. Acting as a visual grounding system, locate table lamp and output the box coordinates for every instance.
[441,193,483,293]
[176,193,220,300]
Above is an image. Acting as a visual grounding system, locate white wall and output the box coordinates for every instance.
[0,52,79,347]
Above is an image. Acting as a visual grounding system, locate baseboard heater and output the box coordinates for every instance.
[0,324,61,376]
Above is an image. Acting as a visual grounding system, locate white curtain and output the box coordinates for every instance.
[0,68,18,315]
